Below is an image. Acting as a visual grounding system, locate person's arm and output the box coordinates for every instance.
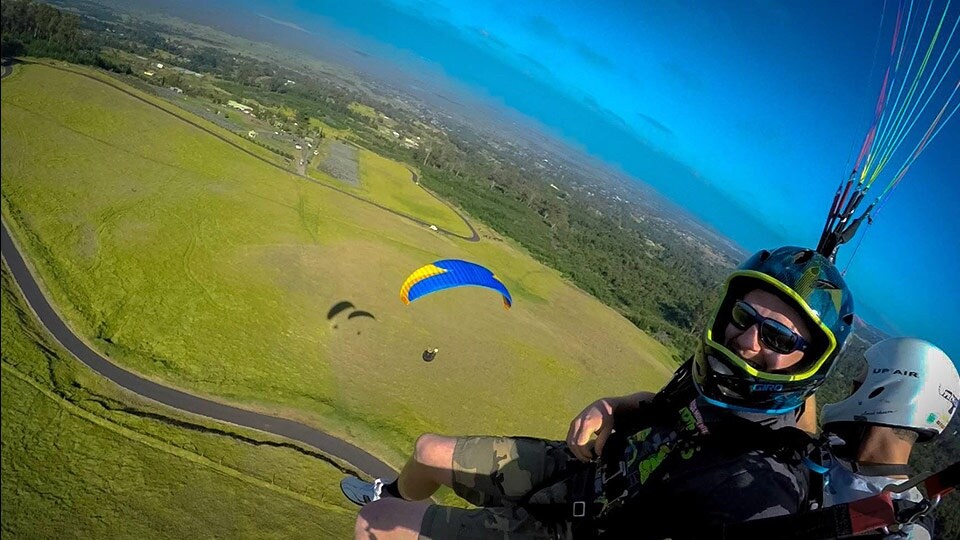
[611,391,656,415]
[566,391,655,462]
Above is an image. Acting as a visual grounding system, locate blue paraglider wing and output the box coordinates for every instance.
[399,259,512,309]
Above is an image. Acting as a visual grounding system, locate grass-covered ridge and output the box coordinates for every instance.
[306,139,471,236]
[0,261,357,538]
[1,62,675,470]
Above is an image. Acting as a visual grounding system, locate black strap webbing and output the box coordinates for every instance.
[713,492,896,540]
[851,462,913,478]
[709,462,960,540]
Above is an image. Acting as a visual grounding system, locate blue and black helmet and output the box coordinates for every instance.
[693,246,855,414]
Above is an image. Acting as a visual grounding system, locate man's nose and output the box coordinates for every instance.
[735,323,763,357]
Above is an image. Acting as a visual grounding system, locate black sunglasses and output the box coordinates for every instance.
[730,300,809,355]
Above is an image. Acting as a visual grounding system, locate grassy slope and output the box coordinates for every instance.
[0,63,675,470]
[48,59,294,171]
[356,147,470,234]
[348,102,378,120]
[306,140,470,236]
[1,262,356,539]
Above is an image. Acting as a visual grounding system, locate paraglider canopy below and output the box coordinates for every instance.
[399,259,513,309]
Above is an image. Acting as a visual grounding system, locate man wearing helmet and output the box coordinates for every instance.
[815,337,960,539]
[342,247,854,539]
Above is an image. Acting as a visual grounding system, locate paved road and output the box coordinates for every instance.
[2,60,404,481]
[0,220,397,480]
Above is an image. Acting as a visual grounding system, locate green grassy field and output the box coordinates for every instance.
[0,262,357,538]
[0,62,676,473]
[356,147,471,234]
[306,140,471,236]
[348,102,378,120]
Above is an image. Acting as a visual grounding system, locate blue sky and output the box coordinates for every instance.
[235,0,959,360]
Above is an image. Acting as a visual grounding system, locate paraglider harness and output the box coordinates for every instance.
[523,374,958,540]
[672,409,959,539]
[522,361,820,539]
[714,461,959,539]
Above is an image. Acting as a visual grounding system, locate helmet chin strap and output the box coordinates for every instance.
[829,425,868,460]
[851,462,913,478]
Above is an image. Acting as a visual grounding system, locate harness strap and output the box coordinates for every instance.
[851,461,913,478]
[888,461,958,499]
[713,462,959,540]
[714,491,895,539]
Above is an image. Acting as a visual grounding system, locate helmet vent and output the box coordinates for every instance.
[793,250,815,264]
[815,278,839,289]
[757,250,771,263]
[868,387,885,399]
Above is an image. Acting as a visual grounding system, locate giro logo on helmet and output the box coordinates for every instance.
[750,383,785,392]
[873,368,919,378]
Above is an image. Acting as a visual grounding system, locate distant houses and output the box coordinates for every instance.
[247,130,257,139]
[227,100,254,113]
[171,66,202,78]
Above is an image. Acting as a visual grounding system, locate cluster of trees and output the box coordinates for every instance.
[0,0,127,72]
[106,22,373,135]
[2,0,379,139]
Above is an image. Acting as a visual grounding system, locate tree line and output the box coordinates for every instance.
[0,0,127,72]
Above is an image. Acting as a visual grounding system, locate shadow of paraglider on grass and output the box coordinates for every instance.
[327,300,376,335]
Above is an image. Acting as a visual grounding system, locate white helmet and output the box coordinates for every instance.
[821,337,960,442]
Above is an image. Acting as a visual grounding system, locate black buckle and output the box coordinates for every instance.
[573,501,586,518]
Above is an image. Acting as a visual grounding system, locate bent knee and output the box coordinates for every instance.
[354,507,372,540]
[355,498,429,539]
[355,503,386,539]
[413,433,455,469]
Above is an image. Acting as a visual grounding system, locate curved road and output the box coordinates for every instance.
[0,59,467,481]
[1,219,396,480]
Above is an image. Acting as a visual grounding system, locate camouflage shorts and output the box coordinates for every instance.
[418,436,583,540]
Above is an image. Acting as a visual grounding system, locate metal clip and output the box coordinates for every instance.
[885,495,941,534]
[572,501,586,518]
[880,466,955,532]
[883,471,932,495]
[601,461,627,484]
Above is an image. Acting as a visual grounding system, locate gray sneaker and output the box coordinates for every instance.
[340,476,384,506]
